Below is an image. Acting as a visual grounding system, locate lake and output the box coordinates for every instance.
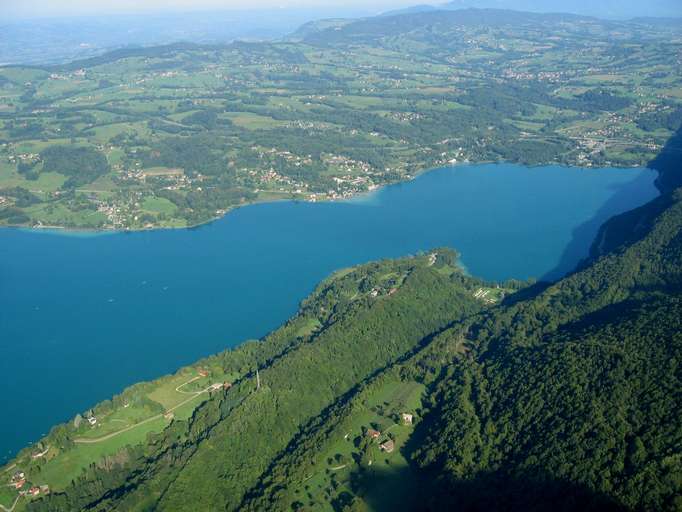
[0,163,659,463]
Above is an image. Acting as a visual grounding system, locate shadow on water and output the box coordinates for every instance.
[543,125,682,282]
[650,124,682,194]
[541,170,657,281]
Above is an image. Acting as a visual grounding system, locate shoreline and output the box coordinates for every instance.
[1,160,653,236]
[0,162,660,469]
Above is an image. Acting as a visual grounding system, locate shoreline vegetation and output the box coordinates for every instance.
[0,249,501,505]
[4,161,651,235]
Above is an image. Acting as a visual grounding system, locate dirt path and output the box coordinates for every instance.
[31,446,50,459]
[175,376,202,394]
[74,384,215,445]
[0,494,21,512]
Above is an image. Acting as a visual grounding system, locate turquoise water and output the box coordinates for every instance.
[0,163,659,463]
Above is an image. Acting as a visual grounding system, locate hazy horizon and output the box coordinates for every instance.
[2,0,680,22]
[1,0,414,20]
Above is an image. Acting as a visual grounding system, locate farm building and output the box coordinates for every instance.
[380,439,395,453]
[366,428,381,439]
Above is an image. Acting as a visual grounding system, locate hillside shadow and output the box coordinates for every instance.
[543,125,682,282]
[336,394,630,512]
[412,469,628,512]
[343,462,627,512]
[650,124,682,194]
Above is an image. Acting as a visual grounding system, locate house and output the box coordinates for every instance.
[380,439,395,453]
[198,369,209,377]
[366,428,381,439]
[11,471,25,482]
[223,382,232,390]
[40,485,50,495]
[13,479,26,490]
[401,413,413,425]
[87,416,97,426]
[28,487,40,496]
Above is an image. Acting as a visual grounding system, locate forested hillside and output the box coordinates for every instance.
[238,130,682,512]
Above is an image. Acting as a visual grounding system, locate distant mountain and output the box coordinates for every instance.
[630,16,682,28]
[439,0,681,19]
[0,7,375,66]
[295,8,596,46]
[292,2,680,45]
[379,4,440,17]
[286,18,356,42]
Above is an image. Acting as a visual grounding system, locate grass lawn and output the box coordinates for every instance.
[0,485,18,510]
[31,365,237,491]
[142,196,178,216]
[290,378,424,510]
[222,112,287,130]
[38,415,169,491]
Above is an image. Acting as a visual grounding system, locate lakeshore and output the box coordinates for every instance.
[0,162,659,465]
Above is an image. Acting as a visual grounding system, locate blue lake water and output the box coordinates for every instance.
[0,163,659,463]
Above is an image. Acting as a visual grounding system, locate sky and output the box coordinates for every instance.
[1,0,418,19]
[2,0,680,20]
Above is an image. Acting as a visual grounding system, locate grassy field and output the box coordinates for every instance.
[289,378,425,511]
[1,364,240,504]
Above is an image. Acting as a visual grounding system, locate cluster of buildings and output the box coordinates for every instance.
[94,189,166,228]
[473,288,499,305]
[363,413,414,455]
[369,286,398,299]
[255,147,314,167]
[501,68,568,83]
[388,111,423,123]
[8,470,50,499]
[323,154,372,174]
[7,152,40,165]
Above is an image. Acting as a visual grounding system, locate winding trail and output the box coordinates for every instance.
[175,376,202,394]
[31,446,50,459]
[74,380,217,445]
[0,494,21,512]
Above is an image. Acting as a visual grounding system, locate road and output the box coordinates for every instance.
[74,380,217,445]
[0,494,21,512]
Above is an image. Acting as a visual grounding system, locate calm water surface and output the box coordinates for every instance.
[0,163,659,462]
